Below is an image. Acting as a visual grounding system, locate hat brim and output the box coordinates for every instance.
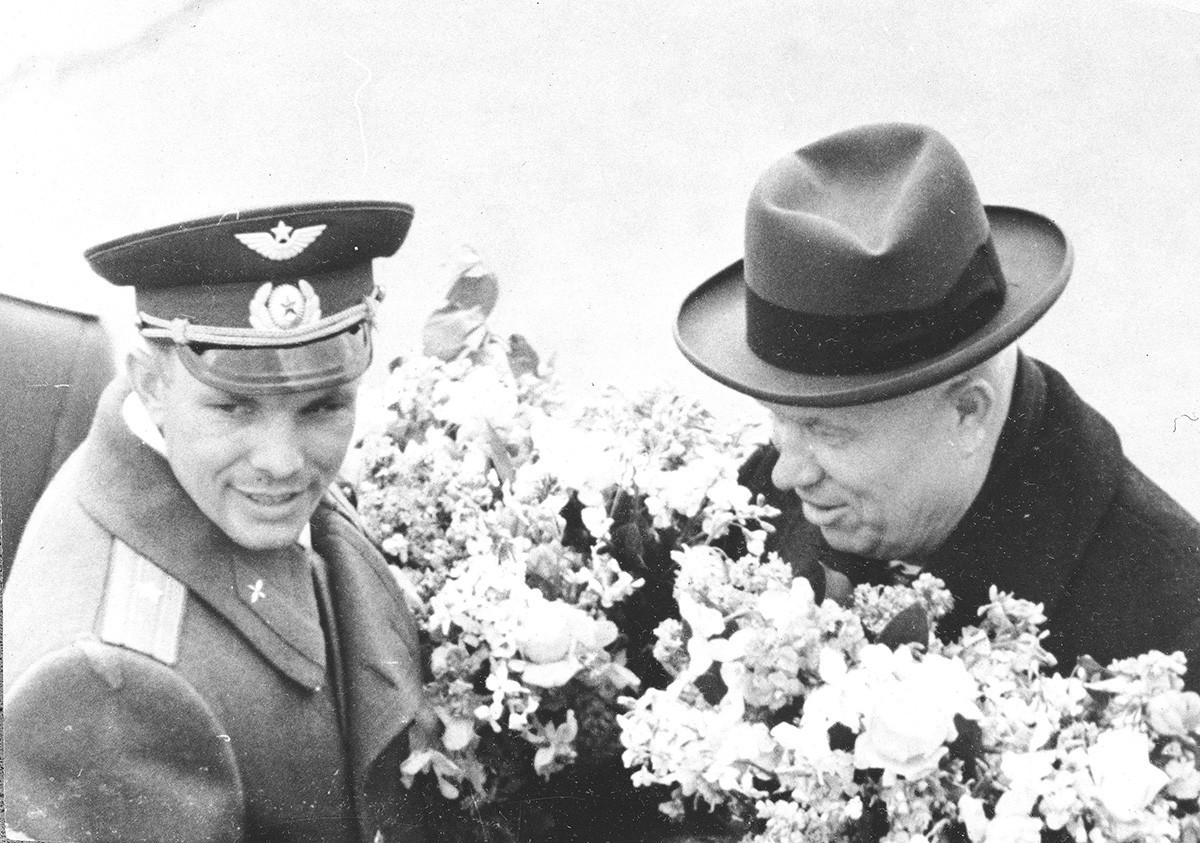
[176,325,373,395]
[674,205,1072,407]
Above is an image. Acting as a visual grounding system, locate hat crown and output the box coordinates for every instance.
[746,123,991,315]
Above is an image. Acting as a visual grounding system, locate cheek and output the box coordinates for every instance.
[819,451,899,504]
[305,418,356,472]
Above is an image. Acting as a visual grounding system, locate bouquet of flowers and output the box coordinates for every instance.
[349,254,778,840]
[619,549,1200,843]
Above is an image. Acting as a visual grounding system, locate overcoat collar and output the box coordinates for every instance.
[76,380,328,688]
[923,354,1123,638]
[75,379,426,752]
[73,381,427,838]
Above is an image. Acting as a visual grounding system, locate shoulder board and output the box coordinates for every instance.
[98,539,187,665]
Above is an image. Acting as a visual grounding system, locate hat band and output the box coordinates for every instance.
[138,286,382,348]
[745,237,1006,376]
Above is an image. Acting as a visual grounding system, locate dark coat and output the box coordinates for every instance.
[0,292,113,572]
[742,354,1200,685]
[4,381,438,843]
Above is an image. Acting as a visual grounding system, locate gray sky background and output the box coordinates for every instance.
[3,0,1199,513]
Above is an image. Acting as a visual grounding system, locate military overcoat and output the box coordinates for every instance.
[743,354,1200,685]
[4,381,437,843]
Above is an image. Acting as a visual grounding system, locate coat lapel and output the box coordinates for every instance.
[308,496,425,791]
[75,381,327,689]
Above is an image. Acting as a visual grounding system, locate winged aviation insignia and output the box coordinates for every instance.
[235,220,327,261]
[248,279,322,330]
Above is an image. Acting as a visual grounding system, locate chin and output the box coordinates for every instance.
[821,527,884,559]
[225,521,305,551]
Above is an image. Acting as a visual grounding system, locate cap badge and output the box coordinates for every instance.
[249,279,323,331]
[235,220,327,261]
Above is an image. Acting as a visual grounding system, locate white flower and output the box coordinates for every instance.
[997,750,1056,817]
[1146,689,1200,737]
[675,591,746,684]
[400,749,465,799]
[1085,729,1169,823]
[640,461,721,521]
[958,794,989,842]
[515,599,617,688]
[532,711,579,778]
[1165,756,1200,800]
[529,413,622,494]
[979,812,1044,843]
[851,649,981,781]
[433,365,519,434]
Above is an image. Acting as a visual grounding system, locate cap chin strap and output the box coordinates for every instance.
[137,286,383,347]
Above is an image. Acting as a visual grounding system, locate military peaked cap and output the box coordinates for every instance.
[86,201,413,393]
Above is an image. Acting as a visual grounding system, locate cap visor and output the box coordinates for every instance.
[674,206,1073,407]
[177,326,372,395]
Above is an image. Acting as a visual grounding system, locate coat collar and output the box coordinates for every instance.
[77,380,427,822]
[77,380,328,689]
[920,353,1124,637]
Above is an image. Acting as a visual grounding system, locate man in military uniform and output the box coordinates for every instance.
[4,202,440,842]
[674,123,1200,683]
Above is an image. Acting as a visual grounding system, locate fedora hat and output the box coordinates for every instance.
[86,200,413,394]
[674,123,1072,406]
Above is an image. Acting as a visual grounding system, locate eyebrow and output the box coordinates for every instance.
[200,387,256,403]
[302,387,356,407]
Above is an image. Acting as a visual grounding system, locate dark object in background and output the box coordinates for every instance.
[1,292,114,576]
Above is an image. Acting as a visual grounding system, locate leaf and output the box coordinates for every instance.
[789,556,852,607]
[855,794,889,843]
[948,714,983,780]
[607,522,645,568]
[421,307,489,362]
[444,265,499,316]
[483,421,515,485]
[507,333,540,377]
[693,661,728,706]
[421,252,501,361]
[876,602,930,650]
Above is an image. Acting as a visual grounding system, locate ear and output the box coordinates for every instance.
[947,376,997,456]
[125,348,169,428]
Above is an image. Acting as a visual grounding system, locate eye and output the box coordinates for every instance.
[809,424,851,447]
[305,396,353,415]
[209,398,255,417]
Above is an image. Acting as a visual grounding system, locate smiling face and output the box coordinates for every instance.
[135,349,359,550]
[764,381,990,561]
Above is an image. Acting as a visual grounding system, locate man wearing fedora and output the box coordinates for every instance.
[4,203,443,841]
[675,123,1200,682]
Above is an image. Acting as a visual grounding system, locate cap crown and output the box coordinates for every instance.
[85,201,413,393]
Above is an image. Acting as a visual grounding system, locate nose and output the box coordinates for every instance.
[246,417,305,480]
[771,437,824,491]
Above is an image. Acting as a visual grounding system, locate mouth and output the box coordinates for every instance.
[800,499,848,528]
[236,488,307,511]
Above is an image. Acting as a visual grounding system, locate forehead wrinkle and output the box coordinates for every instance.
[760,400,860,430]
